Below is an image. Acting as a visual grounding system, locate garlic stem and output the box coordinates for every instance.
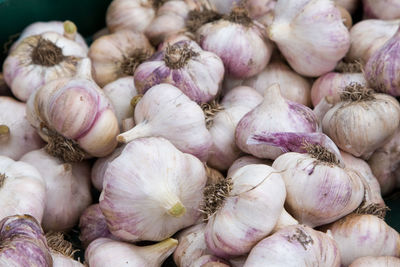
[117,122,151,143]
[142,238,179,265]
[74,58,93,80]
[268,23,291,42]
[63,20,77,40]
[167,202,186,217]
[0,125,10,142]
[261,83,286,106]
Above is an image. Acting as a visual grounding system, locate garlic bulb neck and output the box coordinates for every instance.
[225,6,253,26]
[117,122,151,143]
[202,100,225,129]
[120,49,152,76]
[0,173,5,188]
[187,9,222,33]
[141,238,179,265]
[335,61,362,73]
[201,177,233,220]
[164,43,199,69]
[31,38,64,66]
[168,202,186,217]
[0,125,10,142]
[305,143,340,165]
[340,83,375,102]
[63,20,77,40]
[46,232,76,259]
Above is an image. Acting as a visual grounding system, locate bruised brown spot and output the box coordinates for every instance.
[31,38,64,66]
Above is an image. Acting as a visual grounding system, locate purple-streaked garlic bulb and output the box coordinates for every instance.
[363,0,400,20]
[0,96,44,160]
[86,237,178,267]
[350,256,400,267]
[0,156,45,223]
[206,86,263,170]
[134,40,224,104]
[26,58,120,162]
[117,84,212,161]
[100,137,207,242]
[322,84,400,159]
[347,19,400,64]
[272,144,364,227]
[197,7,272,78]
[3,29,87,102]
[227,155,272,177]
[10,20,88,53]
[192,255,230,267]
[235,83,320,160]
[268,0,350,77]
[203,164,286,258]
[244,225,341,267]
[79,204,118,248]
[88,30,154,87]
[0,215,52,266]
[323,214,400,266]
[20,149,92,232]
[46,232,84,267]
[365,27,400,96]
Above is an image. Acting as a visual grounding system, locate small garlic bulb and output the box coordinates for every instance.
[268,0,350,77]
[100,137,207,242]
[88,30,154,87]
[350,256,400,267]
[0,96,44,160]
[86,237,178,267]
[134,40,224,103]
[363,0,400,20]
[26,58,120,161]
[322,84,400,159]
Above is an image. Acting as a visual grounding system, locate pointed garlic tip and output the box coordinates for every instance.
[117,123,150,143]
[75,58,93,80]
[168,202,186,217]
[144,238,178,265]
[0,125,10,142]
[268,23,291,41]
[272,209,298,233]
[63,20,77,40]
[337,5,352,30]
[263,83,285,104]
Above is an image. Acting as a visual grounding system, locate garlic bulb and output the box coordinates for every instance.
[3,32,87,102]
[88,30,154,87]
[192,255,230,267]
[103,77,138,129]
[350,256,400,267]
[207,86,263,170]
[197,7,272,78]
[117,84,212,161]
[272,145,364,227]
[208,0,241,14]
[26,58,120,161]
[86,237,178,267]
[46,232,84,267]
[134,40,224,103]
[204,164,286,258]
[20,149,92,232]
[322,84,400,159]
[363,0,400,20]
[335,0,359,13]
[10,20,88,53]
[0,96,44,160]
[236,83,320,160]
[244,225,341,267]
[347,19,399,64]
[268,0,350,77]
[0,215,52,266]
[324,214,400,266]
[365,27,400,96]
[227,155,272,177]
[100,137,207,241]
[0,156,46,223]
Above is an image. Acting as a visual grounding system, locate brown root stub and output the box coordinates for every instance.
[120,49,152,76]
[286,227,314,250]
[303,142,339,165]
[200,177,233,220]
[31,38,64,66]
[340,83,375,102]
[186,9,222,33]
[46,232,78,258]
[355,203,389,219]
[225,6,253,26]
[201,100,224,129]
[164,43,199,69]
[335,60,363,73]
[0,173,6,188]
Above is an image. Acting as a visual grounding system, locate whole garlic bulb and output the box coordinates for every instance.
[268,0,350,77]
[350,256,400,267]
[100,137,207,242]
[0,96,44,160]
[272,146,364,227]
[244,225,341,267]
[324,214,400,266]
[363,0,400,20]
[0,156,46,223]
[204,164,286,258]
[117,84,212,161]
[86,237,178,267]
[322,84,400,159]
[134,40,224,104]
[20,149,92,232]
[3,32,87,102]
[88,30,154,87]
[26,58,120,161]
[236,83,320,160]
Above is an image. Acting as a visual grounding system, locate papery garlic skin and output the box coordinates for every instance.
[3,32,87,102]
[158,32,194,51]
[100,137,207,242]
[272,152,364,227]
[0,156,46,223]
[88,30,154,87]
[227,155,272,177]
[208,0,241,14]
[205,164,286,258]
[207,86,263,170]
[245,0,276,20]
[268,0,350,77]
[51,253,84,267]
[325,214,400,266]
[363,0,400,20]
[0,97,44,160]
[244,225,340,267]
[350,256,400,267]
[20,149,92,232]
[86,237,178,267]
[134,40,224,103]
[191,255,230,267]
[117,84,212,161]
[0,215,52,267]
